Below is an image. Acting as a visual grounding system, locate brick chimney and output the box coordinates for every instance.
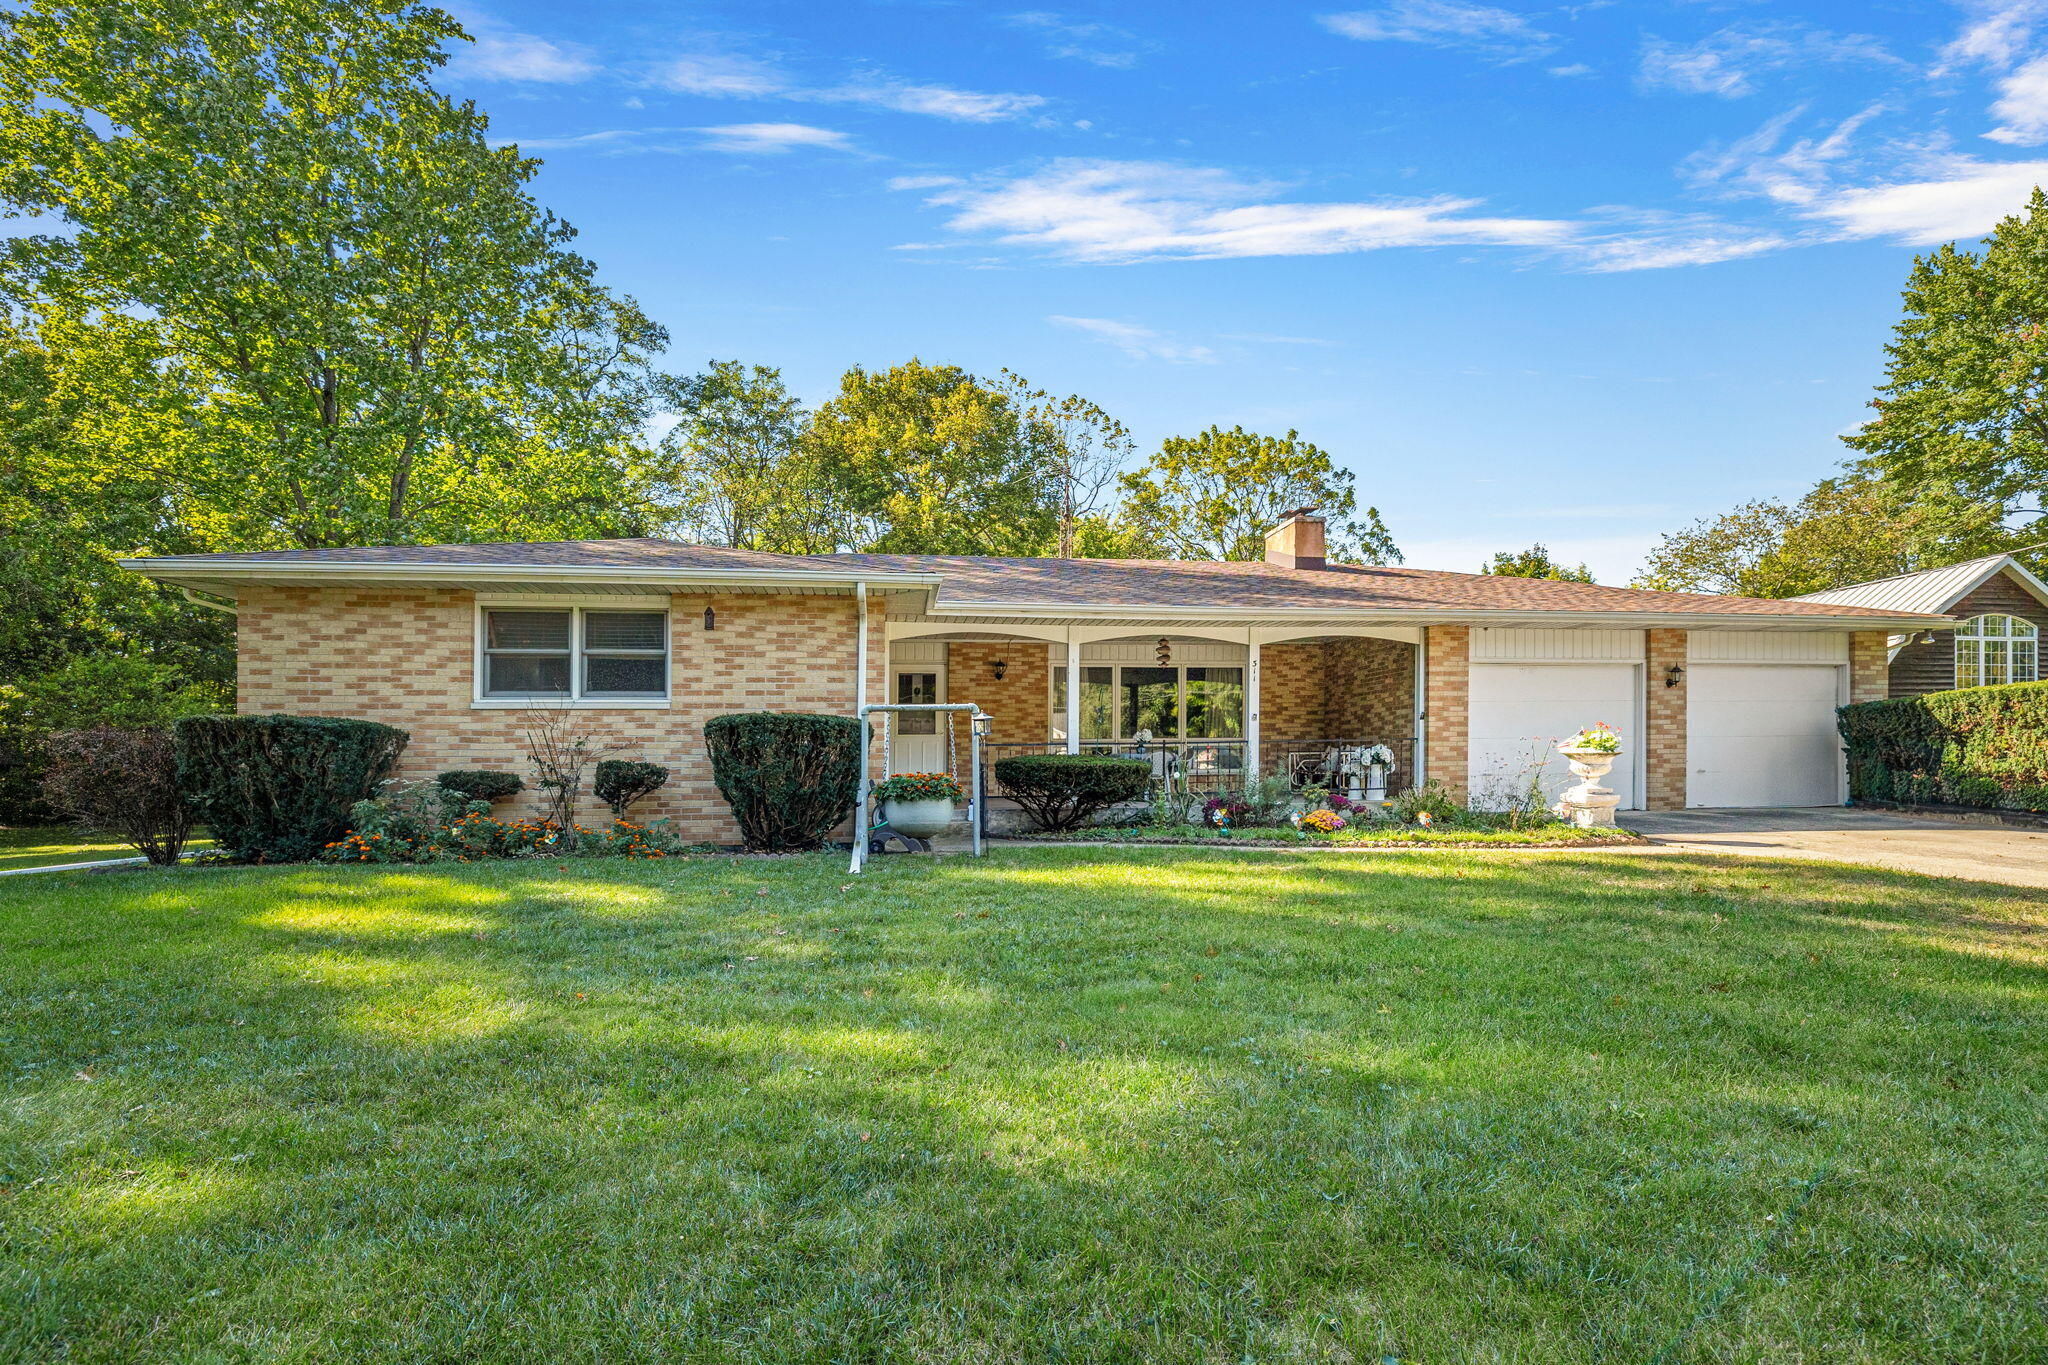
[1264,509,1326,570]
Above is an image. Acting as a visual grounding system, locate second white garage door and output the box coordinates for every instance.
[1686,664,1843,808]
[1468,663,1639,811]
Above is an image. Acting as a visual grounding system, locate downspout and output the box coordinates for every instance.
[1412,628,1428,788]
[851,582,870,875]
[181,587,237,614]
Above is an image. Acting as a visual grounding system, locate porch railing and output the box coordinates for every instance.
[981,737,1417,800]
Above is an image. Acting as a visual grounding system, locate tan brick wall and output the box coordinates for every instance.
[1325,637,1416,737]
[236,586,885,844]
[1422,626,1470,800]
[942,641,1052,768]
[1850,631,1890,703]
[1257,642,1326,741]
[1644,627,1687,811]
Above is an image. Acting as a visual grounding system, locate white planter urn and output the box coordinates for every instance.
[882,798,956,840]
[1554,746,1622,827]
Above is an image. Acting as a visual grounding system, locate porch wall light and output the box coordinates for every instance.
[703,607,716,631]
[991,658,1008,681]
[1664,663,1685,689]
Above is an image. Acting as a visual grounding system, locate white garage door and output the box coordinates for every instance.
[1687,664,1843,808]
[1468,664,1639,811]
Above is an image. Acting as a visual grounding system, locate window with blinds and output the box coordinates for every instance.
[481,607,668,701]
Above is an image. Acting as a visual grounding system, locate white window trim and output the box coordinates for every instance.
[1954,613,2040,689]
[472,596,673,710]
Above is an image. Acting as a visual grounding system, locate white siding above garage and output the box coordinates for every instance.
[1471,628,1644,662]
[1687,630,1849,663]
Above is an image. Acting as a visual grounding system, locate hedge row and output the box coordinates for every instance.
[1838,680,2048,811]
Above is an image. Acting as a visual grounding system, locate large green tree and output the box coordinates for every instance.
[0,0,669,552]
[1632,475,1998,598]
[1116,425,1399,563]
[655,361,839,553]
[806,360,1058,554]
[1845,188,2048,540]
[1482,545,1593,583]
[997,371,1134,558]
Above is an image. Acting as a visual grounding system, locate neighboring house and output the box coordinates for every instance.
[1794,553,2048,698]
[126,513,1949,841]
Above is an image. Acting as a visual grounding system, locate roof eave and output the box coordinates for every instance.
[119,558,945,595]
[917,601,1955,630]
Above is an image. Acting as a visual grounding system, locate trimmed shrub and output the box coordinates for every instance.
[993,753,1150,832]
[703,713,863,851]
[438,769,525,803]
[41,725,197,866]
[1839,681,2048,811]
[594,759,669,819]
[176,714,408,863]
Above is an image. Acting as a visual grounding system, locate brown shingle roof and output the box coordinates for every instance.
[128,538,1949,621]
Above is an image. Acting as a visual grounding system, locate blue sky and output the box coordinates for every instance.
[435,0,2048,580]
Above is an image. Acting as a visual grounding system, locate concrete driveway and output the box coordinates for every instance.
[1623,806,2048,888]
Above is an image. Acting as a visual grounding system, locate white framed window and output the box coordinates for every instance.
[1955,614,2039,689]
[474,600,671,707]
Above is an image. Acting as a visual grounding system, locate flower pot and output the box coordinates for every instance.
[1554,745,1621,827]
[882,797,956,840]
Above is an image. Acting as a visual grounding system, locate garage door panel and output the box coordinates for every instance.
[1468,664,1638,811]
[1687,664,1842,808]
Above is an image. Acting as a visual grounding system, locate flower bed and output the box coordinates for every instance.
[1002,821,1642,848]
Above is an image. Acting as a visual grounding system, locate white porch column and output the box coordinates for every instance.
[1064,631,1082,754]
[1246,632,1262,786]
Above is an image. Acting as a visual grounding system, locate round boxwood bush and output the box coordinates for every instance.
[437,769,525,803]
[175,714,408,863]
[704,713,864,850]
[993,752,1150,832]
[594,759,669,819]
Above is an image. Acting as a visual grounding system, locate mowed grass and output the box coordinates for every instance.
[0,826,212,872]
[0,849,2042,1363]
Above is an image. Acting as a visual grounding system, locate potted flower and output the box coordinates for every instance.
[1556,723,1623,827]
[873,771,967,839]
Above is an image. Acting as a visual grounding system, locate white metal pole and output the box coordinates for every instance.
[1412,629,1428,788]
[970,712,986,856]
[1064,632,1082,755]
[849,583,871,875]
[1246,632,1262,790]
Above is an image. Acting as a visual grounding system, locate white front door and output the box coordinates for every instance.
[1686,664,1845,807]
[888,666,947,775]
[1468,663,1641,810]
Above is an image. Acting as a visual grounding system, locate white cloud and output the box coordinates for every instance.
[1006,12,1150,68]
[649,47,1043,123]
[922,160,1575,262]
[443,10,596,83]
[1683,105,1888,207]
[1317,1,1556,62]
[1987,54,2048,143]
[887,174,963,190]
[693,123,856,155]
[1049,316,1218,363]
[815,82,1044,122]
[494,123,853,156]
[1800,156,2048,242]
[1935,0,2044,75]
[1547,63,1595,78]
[657,53,790,96]
[1636,23,1900,99]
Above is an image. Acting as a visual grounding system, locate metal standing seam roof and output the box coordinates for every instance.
[1791,554,2040,616]
[122,538,1956,624]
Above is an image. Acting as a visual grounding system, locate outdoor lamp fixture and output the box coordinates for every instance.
[702,607,716,631]
[1156,637,1172,665]
[1664,663,1685,689]
[991,658,1008,681]
[1917,630,1939,644]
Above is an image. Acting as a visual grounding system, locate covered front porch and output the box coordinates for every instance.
[882,623,1423,802]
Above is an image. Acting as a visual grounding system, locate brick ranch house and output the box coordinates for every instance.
[127,513,1952,844]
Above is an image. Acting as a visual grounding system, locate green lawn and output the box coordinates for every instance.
[0,826,211,872]
[1,848,2041,1363]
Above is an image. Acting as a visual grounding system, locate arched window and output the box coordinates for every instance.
[1955,614,2039,688]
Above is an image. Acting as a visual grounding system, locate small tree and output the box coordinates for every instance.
[594,759,668,820]
[1481,544,1594,583]
[523,708,610,831]
[41,725,196,865]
